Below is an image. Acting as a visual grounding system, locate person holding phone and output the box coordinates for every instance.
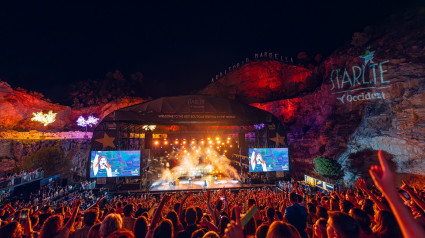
[93,154,112,177]
[20,209,29,220]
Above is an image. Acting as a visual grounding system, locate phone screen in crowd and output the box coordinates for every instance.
[20,210,29,219]
[220,197,225,200]
[399,190,411,200]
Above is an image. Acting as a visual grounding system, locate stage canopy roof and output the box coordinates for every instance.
[101,95,278,126]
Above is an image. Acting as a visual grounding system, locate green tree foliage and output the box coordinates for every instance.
[23,147,71,177]
[314,156,343,179]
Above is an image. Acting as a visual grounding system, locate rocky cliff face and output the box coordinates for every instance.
[0,81,145,131]
[0,139,91,177]
[199,61,315,104]
[201,8,425,183]
[0,81,145,175]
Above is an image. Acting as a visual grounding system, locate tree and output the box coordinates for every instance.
[314,156,343,179]
[69,70,144,108]
[23,147,72,177]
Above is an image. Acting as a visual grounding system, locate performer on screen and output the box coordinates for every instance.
[250,151,267,172]
[93,154,113,177]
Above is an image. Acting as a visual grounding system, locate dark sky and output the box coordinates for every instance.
[0,1,418,104]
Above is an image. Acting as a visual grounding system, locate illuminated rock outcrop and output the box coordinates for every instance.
[201,8,425,183]
[199,60,314,103]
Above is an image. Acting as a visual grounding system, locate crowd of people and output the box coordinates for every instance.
[0,151,424,238]
[0,169,44,185]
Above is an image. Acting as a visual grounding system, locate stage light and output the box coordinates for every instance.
[230,145,233,148]
[227,137,231,140]
[209,140,213,144]
[154,140,159,146]
[226,141,230,144]
[221,142,225,145]
[191,140,195,144]
[183,140,187,145]
[224,150,227,153]
[200,140,205,145]
[174,140,179,145]
[215,137,220,141]
[207,137,211,140]
[164,140,168,145]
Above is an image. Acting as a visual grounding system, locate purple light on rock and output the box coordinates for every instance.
[254,123,265,130]
[76,116,99,128]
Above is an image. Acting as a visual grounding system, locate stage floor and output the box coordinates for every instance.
[149,176,241,191]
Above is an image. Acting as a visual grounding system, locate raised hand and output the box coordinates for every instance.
[356,177,367,191]
[73,198,82,208]
[369,150,396,195]
[161,194,172,204]
[225,206,243,238]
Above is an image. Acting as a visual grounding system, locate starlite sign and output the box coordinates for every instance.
[329,48,390,104]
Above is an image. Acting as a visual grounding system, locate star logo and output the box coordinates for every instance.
[269,132,286,147]
[359,47,375,65]
[337,94,345,103]
[95,132,116,149]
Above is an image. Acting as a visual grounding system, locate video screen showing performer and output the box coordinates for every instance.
[92,155,112,177]
[249,148,289,172]
[90,151,141,178]
[250,151,267,172]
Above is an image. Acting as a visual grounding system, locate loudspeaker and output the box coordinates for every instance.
[144,132,152,149]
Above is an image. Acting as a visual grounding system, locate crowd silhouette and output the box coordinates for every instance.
[0,151,424,238]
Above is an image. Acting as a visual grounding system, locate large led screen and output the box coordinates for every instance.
[90,151,140,178]
[248,148,289,172]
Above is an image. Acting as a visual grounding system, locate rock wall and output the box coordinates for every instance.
[0,81,145,131]
[0,139,91,177]
[0,81,145,175]
[199,60,315,104]
[202,8,425,182]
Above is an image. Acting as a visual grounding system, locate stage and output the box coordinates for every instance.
[149,176,242,191]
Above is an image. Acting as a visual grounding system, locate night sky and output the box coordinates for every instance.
[0,1,418,105]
